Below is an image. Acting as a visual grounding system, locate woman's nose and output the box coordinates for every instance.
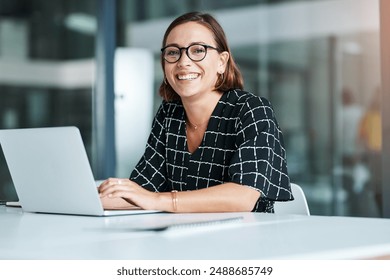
[177,50,192,66]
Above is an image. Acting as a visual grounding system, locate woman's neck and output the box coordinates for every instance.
[181,90,223,125]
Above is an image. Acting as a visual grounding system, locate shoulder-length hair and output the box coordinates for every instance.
[159,11,244,102]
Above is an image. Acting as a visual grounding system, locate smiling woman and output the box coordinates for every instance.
[98,11,293,213]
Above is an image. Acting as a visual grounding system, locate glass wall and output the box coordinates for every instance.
[0,0,385,217]
[0,0,96,202]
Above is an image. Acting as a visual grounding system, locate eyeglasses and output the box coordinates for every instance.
[161,44,219,63]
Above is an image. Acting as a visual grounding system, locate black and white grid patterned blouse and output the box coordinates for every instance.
[130,89,293,212]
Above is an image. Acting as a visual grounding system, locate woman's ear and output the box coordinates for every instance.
[218,51,230,73]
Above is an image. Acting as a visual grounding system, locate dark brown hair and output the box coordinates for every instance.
[159,12,244,101]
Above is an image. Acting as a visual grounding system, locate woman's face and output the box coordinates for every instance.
[163,22,229,101]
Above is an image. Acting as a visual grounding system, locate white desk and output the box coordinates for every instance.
[1,205,390,260]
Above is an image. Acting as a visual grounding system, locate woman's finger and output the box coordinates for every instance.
[99,183,134,198]
[98,178,127,193]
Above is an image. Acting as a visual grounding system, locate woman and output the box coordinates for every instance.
[99,12,292,213]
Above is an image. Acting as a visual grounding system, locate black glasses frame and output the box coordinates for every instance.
[161,43,219,63]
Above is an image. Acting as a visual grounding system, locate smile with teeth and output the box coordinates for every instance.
[177,73,199,80]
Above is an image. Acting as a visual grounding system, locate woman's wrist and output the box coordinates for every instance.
[155,192,177,212]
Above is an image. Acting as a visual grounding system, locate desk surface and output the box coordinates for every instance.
[1,206,390,260]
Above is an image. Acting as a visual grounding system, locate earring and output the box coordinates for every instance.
[215,72,224,88]
[164,77,168,85]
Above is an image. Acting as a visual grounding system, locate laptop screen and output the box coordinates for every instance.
[0,144,19,203]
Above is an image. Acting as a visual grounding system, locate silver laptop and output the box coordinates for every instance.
[0,126,160,216]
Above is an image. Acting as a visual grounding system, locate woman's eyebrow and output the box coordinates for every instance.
[163,41,208,48]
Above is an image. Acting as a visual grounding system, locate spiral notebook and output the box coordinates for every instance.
[0,126,160,216]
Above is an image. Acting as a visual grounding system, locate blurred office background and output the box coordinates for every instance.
[0,0,388,218]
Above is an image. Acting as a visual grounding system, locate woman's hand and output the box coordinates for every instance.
[98,178,160,210]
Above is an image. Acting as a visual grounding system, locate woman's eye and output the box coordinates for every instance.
[167,50,179,56]
[192,48,205,54]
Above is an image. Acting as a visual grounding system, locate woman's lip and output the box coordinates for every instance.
[177,73,200,80]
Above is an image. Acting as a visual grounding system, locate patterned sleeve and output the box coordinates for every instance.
[228,96,292,201]
[129,103,168,192]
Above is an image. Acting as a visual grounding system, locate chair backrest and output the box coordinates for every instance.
[274,183,310,215]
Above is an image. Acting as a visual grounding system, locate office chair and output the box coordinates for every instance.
[274,183,310,215]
